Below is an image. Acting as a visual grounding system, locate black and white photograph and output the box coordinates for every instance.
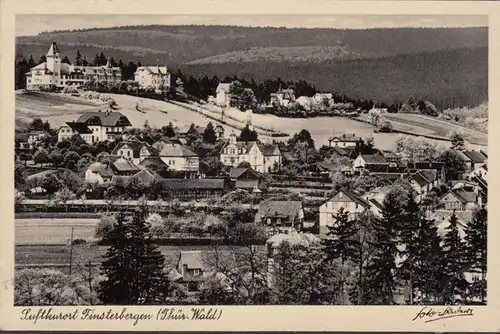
[12,12,488,308]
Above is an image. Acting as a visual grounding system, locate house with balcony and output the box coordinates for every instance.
[134,66,171,93]
[220,132,282,173]
[58,110,132,144]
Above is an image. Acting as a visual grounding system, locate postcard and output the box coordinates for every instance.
[0,0,499,331]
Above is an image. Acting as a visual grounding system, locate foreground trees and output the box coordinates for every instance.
[98,207,170,304]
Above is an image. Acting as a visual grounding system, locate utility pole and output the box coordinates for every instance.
[68,226,74,275]
[88,260,93,305]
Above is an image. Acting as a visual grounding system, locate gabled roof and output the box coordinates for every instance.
[76,111,131,127]
[221,140,256,154]
[416,169,437,183]
[407,172,430,187]
[229,168,250,179]
[179,251,204,270]
[257,143,280,156]
[454,189,477,203]
[325,189,371,209]
[441,189,476,204]
[255,201,303,221]
[135,66,169,75]
[88,162,114,177]
[462,150,487,163]
[329,134,362,142]
[65,122,92,134]
[138,156,169,170]
[112,158,141,173]
[111,140,155,159]
[315,161,338,173]
[359,154,388,164]
[158,143,198,158]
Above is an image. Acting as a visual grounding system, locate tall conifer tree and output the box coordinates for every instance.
[98,208,169,304]
[323,207,358,304]
[441,211,468,304]
[465,207,487,304]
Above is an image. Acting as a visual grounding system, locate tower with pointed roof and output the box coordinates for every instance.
[46,42,61,85]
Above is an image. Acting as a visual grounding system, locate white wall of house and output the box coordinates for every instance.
[216,90,229,107]
[352,155,366,169]
[134,68,171,91]
[159,156,200,171]
[330,139,357,148]
[85,169,104,184]
[319,192,366,235]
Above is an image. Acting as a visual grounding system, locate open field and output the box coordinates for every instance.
[15,91,104,130]
[15,91,232,132]
[16,219,99,245]
[15,244,263,270]
[383,113,488,146]
[15,91,487,152]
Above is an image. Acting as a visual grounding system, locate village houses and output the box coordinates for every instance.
[134,66,171,93]
[220,132,282,173]
[269,88,295,107]
[26,42,121,91]
[15,131,45,151]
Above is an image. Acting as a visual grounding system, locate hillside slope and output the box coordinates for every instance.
[16,26,487,64]
[183,47,487,108]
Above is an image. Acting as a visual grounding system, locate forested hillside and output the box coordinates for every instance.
[15,25,488,108]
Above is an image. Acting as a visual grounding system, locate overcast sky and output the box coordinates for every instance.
[15,14,487,36]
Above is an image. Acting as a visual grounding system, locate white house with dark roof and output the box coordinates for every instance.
[215,83,232,107]
[329,134,363,148]
[352,153,388,169]
[111,140,156,165]
[319,189,371,235]
[134,66,171,92]
[220,132,282,173]
[26,42,121,90]
[153,140,199,172]
[58,110,132,144]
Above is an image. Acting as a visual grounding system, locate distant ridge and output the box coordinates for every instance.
[16,25,487,108]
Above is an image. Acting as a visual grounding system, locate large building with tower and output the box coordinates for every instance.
[25,42,122,91]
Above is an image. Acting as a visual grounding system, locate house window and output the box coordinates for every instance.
[127,151,131,157]
[192,269,201,276]
[230,149,235,155]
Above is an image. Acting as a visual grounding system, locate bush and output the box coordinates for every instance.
[95,214,117,239]
[378,121,393,133]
